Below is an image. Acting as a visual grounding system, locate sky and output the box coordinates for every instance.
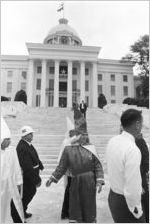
[1,1,149,60]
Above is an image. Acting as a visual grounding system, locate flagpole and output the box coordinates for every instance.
[63,2,64,18]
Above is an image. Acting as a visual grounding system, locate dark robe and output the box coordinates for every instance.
[135,136,149,223]
[61,176,72,219]
[16,139,44,213]
[52,144,104,223]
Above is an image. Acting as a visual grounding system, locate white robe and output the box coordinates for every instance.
[1,146,24,223]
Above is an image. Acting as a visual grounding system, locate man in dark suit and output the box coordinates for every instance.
[79,100,87,118]
[16,126,44,219]
[135,133,149,223]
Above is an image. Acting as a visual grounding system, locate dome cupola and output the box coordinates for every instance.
[43,18,82,46]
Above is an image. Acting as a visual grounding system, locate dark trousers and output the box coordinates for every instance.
[80,110,86,118]
[11,200,23,223]
[108,189,146,223]
[142,191,149,223]
[22,183,36,213]
[61,176,72,219]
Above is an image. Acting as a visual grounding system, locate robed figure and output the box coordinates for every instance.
[46,109,104,223]
[1,117,24,223]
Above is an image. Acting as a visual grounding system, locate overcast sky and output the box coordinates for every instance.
[1,1,149,60]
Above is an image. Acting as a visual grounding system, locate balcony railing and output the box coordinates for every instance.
[46,88,80,96]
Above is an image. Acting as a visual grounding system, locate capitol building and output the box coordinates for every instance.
[1,17,134,108]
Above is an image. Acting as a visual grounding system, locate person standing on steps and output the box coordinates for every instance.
[1,116,24,223]
[16,126,44,220]
[135,133,149,223]
[57,117,80,220]
[106,109,145,223]
[79,100,87,119]
[46,109,104,223]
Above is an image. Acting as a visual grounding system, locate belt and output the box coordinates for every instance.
[72,170,94,177]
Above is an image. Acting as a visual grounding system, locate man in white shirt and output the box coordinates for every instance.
[106,109,145,222]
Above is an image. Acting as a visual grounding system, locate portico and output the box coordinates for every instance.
[27,56,99,108]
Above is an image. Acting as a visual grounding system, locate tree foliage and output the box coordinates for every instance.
[122,35,149,98]
[14,89,27,104]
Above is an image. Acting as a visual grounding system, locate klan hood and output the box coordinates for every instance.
[1,116,11,143]
[65,117,75,138]
[73,108,88,136]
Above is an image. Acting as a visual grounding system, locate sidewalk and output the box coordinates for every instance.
[27,175,113,223]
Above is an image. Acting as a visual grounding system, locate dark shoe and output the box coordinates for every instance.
[25,212,32,219]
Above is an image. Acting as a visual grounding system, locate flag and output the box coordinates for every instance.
[57,2,64,12]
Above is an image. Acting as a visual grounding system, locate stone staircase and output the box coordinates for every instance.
[5,108,149,177]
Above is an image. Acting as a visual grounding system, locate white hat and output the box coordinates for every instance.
[1,116,11,143]
[20,126,35,137]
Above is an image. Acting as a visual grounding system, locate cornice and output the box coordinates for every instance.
[26,42,101,54]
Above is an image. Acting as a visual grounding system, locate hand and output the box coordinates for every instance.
[96,182,103,193]
[46,178,53,187]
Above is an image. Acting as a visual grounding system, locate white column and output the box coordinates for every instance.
[92,61,98,107]
[129,74,134,98]
[40,60,47,107]
[67,61,73,107]
[80,61,85,102]
[27,59,34,106]
[116,74,123,104]
[54,60,59,107]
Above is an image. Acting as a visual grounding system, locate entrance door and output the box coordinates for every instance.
[59,82,67,107]
[59,97,67,107]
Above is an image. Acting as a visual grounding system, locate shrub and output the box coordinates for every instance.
[98,93,107,109]
[1,96,9,101]
[123,97,149,108]
[14,90,27,104]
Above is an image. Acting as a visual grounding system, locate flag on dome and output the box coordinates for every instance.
[57,2,64,12]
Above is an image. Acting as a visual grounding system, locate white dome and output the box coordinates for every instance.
[43,18,82,46]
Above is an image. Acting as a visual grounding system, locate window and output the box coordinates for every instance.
[49,67,55,74]
[123,75,128,82]
[36,79,41,90]
[72,80,77,91]
[49,79,54,90]
[61,36,68,45]
[85,96,89,107]
[98,74,102,81]
[37,66,42,74]
[7,71,13,78]
[111,85,116,96]
[85,68,89,76]
[36,95,41,107]
[111,100,116,104]
[73,68,77,75]
[98,85,103,94]
[123,86,128,96]
[22,71,27,79]
[111,74,115,81]
[21,82,26,91]
[7,82,12,93]
[85,80,89,91]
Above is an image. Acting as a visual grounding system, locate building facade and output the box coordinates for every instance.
[1,18,134,108]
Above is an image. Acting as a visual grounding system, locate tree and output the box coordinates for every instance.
[122,35,149,98]
[14,89,27,104]
[98,93,107,109]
